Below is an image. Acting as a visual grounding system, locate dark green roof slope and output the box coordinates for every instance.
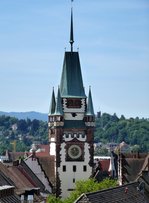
[54,87,63,116]
[49,88,56,115]
[86,87,94,116]
[60,52,86,98]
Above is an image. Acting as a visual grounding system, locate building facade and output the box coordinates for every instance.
[48,7,95,198]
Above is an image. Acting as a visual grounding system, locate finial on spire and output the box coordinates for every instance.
[70,1,74,52]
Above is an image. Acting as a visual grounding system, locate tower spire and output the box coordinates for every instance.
[70,1,74,52]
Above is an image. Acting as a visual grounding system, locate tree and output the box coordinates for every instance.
[47,178,117,203]
[17,119,28,133]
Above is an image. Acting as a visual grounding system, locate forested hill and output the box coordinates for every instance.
[95,113,149,152]
[0,115,48,154]
[0,111,47,121]
[0,113,149,154]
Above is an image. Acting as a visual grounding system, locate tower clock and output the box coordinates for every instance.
[48,3,95,198]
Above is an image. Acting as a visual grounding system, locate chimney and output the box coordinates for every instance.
[125,187,128,194]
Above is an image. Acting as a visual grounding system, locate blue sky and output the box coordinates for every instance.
[0,0,149,118]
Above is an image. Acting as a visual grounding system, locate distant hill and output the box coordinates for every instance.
[0,111,48,121]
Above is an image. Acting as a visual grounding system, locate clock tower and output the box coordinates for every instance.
[48,5,95,198]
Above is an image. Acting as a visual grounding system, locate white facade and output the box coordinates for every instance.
[58,142,92,198]
[25,157,52,193]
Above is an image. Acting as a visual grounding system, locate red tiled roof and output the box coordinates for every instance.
[7,166,34,190]
[0,162,37,195]
[125,158,145,182]
[38,155,55,186]
[100,159,110,171]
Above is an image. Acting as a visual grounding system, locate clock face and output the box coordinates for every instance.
[68,145,82,159]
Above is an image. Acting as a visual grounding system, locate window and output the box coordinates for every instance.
[73,165,76,172]
[63,165,66,172]
[65,134,69,138]
[82,134,85,138]
[73,178,75,183]
[77,134,80,138]
[72,113,77,117]
[71,134,74,138]
[83,165,87,172]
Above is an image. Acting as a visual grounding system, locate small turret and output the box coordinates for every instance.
[84,87,95,126]
[54,86,63,116]
[86,86,94,116]
[53,87,64,126]
[49,87,56,115]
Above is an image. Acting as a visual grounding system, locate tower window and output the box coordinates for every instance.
[63,165,66,172]
[73,178,75,183]
[77,134,80,138]
[65,134,69,138]
[82,134,85,138]
[83,165,87,171]
[72,113,77,117]
[73,165,76,172]
[71,134,74,138]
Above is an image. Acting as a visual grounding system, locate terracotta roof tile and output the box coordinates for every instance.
[125,159,145,182]
[7,165,35,189]
[100,159,110,171]
[38,155,55,185]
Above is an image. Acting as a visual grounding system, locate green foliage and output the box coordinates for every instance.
[1,113,149,154]
[47,178,117,203]
[47,195,63,203]
[94,146,109,156]
[0,115,48,153]
[95,113,149,152]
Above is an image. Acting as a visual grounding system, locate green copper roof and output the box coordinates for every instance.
[60,51,86,98]
[49,88,56,115]
[54,87,63,115]
[86,87,94,116]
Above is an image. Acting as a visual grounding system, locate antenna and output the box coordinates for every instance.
[69,0,74,52]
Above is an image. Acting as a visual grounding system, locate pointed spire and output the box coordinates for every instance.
[49,87,56,115]
[54,87,63,115]
[86,86,94,116]
[69,5,74,52]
